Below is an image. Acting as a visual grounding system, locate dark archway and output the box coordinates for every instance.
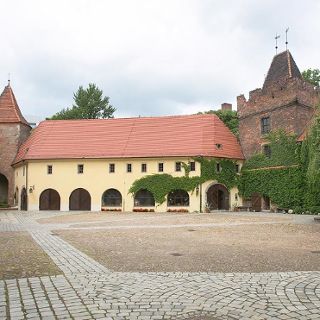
[102,189,122,207]
[0,173,8,205]
[167,190,189,206]
[21,187,28,211]
[206,184,230,210]
[134,189,155,207]
[39,189,61,210]
[69,188,91,211]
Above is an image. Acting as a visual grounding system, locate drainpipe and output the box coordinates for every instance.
[199,183,202,213]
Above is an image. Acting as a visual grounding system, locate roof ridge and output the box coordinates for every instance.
[287,50,292,77]
[44,113,216,123]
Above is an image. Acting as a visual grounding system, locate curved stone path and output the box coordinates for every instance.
[0,212,319,319]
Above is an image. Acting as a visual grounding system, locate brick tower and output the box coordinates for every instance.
[0,82,31,206]
[237,50,319,159]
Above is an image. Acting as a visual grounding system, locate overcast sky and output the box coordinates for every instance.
[1,0,319,121]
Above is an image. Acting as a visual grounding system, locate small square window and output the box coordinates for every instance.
[127,163,132,173]
[141,163,147,172]
[158,163,164,172]
[175,162,181,172]
[261,117,270,134]
[190,161,196,171]
[109,163,115,173]
[216,163,222,172]
[47,165,53,175]
[78,164,84,174]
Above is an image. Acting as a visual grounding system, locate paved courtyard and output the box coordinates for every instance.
[0,210,319,319]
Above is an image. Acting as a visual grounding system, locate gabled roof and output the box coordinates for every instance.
[13,114,244,164]
[0,83,29,125]
[263,50,302,90]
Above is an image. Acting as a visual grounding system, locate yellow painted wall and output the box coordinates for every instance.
[14,157,243,212]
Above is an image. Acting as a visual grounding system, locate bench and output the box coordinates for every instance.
[235,206,252,212]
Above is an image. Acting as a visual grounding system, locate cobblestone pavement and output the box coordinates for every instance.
[0,212,319,319]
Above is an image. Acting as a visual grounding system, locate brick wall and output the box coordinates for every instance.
[0,123,31,205]
[237,78,319,158]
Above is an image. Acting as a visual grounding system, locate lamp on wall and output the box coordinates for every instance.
[29,185,35,193]
[196,185,200,196]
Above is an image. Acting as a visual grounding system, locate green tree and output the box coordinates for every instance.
[49,83,116,120]
[198,109,239,136]
[302,68,320,86]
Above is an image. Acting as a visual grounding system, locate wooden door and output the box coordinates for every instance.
[21,188,27,211]
[69,188,91,210]
[207,184,230,210]
[251,193,261,212]
[39,189,60,210]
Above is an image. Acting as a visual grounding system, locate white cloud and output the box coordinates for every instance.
[0,0,319,120]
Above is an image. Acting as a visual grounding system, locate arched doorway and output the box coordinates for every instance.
[69,188,91,211]
[102,189,122,207]
[134,189,155,207]
[206,183,230,210]
[39,189,61,210]
[0,173,8,204]
[21,187,28,211]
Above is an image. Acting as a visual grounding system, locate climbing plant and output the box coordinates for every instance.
[239,127,320,213]
[129,158,239,205]
[300,112,320,211]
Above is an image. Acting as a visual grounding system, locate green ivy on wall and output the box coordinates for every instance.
[129,158,239,205]
[239,126,320,213]
[300,112,320,211]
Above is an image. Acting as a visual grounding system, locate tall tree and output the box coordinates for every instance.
[302,68,320,87]
[49,83,116,120]
[198,109,239,136]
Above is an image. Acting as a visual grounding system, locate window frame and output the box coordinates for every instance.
[109,163,115,173]
[47,165,53,175]
[190,161,196,171]
[141,163,147,173]
[261,117,270,134]
[175,162,182,172]
[167,189,190,207]
[263,144,272,158]
[158,162,164,172]
[127,163,132,173]
[77,164,84,174]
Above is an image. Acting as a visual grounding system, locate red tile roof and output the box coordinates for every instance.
[0,84,29,125]
[13,114,244,164]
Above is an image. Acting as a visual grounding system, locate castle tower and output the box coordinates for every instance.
[0,82,31,206]
[237,50,319,159]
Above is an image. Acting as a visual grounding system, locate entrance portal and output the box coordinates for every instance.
[69,188,91,211]
[206,184,230,210]
[0,174,8,204]
[39,189,61,210]
[21,188,28,211]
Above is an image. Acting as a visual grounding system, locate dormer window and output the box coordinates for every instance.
[215,143,222,149]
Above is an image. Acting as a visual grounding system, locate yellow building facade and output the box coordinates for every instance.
[12,114,245,212]
[13,157,243,212]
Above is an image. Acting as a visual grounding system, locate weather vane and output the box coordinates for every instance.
[7,73,10,86]
[275,34,280,54]
[285,28,289,50]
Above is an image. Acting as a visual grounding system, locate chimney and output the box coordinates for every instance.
[221,103,232,111]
